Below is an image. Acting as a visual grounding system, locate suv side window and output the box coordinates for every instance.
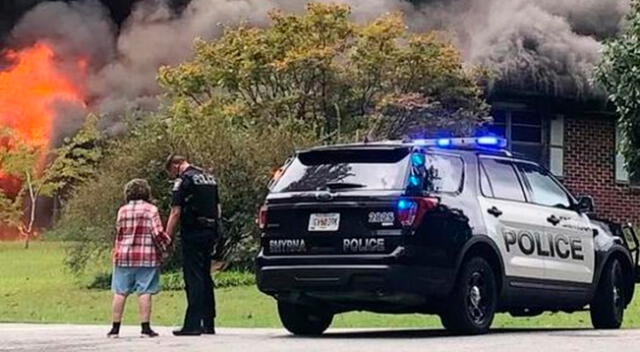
[516,162,572,209]
[480,162,494,197]
[480,157,526,202]
[424,154,464,193]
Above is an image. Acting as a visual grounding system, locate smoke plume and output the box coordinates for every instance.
[1,0,631,140]
[409,0,630,98]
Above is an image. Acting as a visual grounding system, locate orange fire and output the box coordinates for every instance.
[0,42,85,148]
[0,43,86,238]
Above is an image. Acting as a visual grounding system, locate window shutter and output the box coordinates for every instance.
[549,115,564,177]
[615,125,630,183]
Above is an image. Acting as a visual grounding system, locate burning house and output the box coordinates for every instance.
[0,0,638,236]
[445,0,640,224]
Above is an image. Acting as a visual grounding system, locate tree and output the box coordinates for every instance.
[0,160,23,237]
[1,129,42,248]
[158,3,489,143]
[0,118,101,248]
[595,0,640,179]
[46,115,103,215]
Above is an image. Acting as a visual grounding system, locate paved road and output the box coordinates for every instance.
[1,324,638,352]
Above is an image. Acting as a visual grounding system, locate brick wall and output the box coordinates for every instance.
[563,117,640,225]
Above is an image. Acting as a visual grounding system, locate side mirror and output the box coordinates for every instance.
[577,196,594,213]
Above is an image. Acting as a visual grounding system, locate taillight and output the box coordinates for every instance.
[258,205,268,230]
[396,197,438,229]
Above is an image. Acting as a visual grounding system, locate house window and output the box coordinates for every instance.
[549,115,564,177]
[488,109,547,167]
[615,125,640,186]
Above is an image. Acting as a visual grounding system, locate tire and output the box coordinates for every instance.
[590,258,626,329]
[277,301,333,336]
[441,257,497,335]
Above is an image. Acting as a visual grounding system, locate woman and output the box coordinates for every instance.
[107,179,171,338]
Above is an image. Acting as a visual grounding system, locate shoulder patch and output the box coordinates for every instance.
[172,178,183,191]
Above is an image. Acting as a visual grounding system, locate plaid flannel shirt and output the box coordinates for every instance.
[113,200,171,267]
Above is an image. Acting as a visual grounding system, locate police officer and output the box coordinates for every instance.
[165,154,222,336]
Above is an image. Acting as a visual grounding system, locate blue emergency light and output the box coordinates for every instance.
[397,199,413,210]
[410,153,425,167]
[408,175,421,187]
[412,137,507,149]
[477,136,500,146]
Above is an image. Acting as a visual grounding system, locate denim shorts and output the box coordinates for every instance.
[111,266,160,295]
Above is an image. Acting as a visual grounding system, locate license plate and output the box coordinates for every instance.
[368,211,395,225]
[308,213,340,232]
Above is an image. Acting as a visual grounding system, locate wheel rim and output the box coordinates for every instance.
[612,265,624,319]
[466,270,490,325]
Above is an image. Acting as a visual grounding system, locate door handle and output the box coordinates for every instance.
[547,215,561,226]
[487,206,503,217]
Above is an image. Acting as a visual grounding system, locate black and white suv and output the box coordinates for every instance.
[255,137,640,335]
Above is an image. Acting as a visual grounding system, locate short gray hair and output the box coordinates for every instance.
[124,179,151,202]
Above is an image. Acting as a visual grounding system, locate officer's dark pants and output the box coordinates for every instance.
[181,231,216,330]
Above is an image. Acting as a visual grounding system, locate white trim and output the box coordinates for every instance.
[615,125,630,183]
[549,115,564,177]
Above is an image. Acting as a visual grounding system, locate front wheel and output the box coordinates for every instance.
[441,257,497,335]
[278,301,333,336]
[590,258,626,329]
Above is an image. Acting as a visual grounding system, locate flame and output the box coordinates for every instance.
[0,42,85,148]
[0,43,86,237]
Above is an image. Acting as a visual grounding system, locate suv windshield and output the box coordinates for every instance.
[271,148,410,193]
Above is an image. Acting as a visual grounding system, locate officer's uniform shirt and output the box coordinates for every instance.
[172,166,220,236]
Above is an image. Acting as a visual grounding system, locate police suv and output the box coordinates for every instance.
[255,137,640,335]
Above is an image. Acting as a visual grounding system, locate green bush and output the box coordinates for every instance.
[57,111,317,274]
[162,271,256,291]
[87,271,112,290]
[59,116,176,274]
[87,270,256,291]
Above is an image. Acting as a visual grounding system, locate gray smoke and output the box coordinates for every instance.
[410,0,630,98]
[4,0,631,138]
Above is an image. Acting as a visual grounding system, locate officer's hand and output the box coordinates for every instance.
[211,260,227,273]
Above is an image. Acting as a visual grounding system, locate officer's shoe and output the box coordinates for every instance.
[202,327,216,335]
[172,329,202,336]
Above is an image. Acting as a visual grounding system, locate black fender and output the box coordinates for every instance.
[454,235,506,297]
[592,244,636,305]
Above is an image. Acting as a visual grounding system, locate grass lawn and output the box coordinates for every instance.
[1,241,640,329]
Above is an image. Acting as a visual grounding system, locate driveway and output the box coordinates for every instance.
[1,324,638,352]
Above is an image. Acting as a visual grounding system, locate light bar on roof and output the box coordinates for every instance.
[412,136,507,149]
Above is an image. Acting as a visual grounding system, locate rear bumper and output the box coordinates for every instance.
[256,246,456,311]
[257,264,452,294]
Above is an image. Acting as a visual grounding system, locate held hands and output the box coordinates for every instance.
[211,260,227,273]
[159,234,173,261]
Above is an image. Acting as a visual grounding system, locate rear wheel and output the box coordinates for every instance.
[441,257,497,335]
[590,258,626,329]
[277,301,333,336]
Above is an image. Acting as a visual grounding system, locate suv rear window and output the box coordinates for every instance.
[271,148,410,193]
